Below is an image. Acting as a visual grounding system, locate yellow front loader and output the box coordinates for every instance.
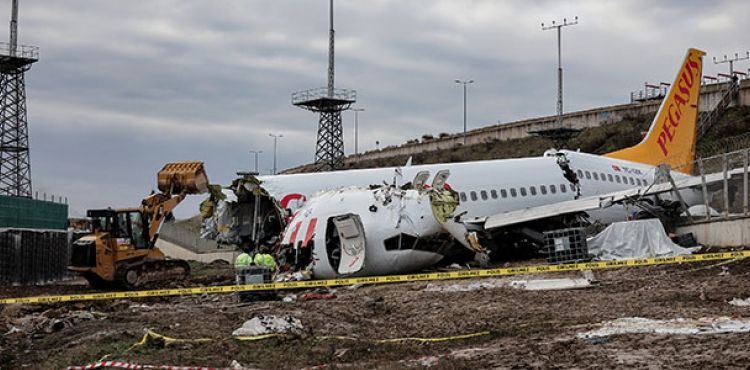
[68,161,209,289]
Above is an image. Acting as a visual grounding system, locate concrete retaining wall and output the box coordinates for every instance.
[343,80,750,165]
[159,221,220,253]
[155,239,238,264]
[676,216,750,247]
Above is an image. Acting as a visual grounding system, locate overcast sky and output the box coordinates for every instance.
[9,0,748,218]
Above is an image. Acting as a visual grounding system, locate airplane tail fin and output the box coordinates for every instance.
[605,48,705,173]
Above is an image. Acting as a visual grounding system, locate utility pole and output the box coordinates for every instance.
[352,107,364,154]
[454,79,474,144]
[249,150,262,173]
[542,16,578,130]
[268,134,283,175]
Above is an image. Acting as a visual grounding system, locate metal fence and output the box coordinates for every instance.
[668,148,750,223]
[0,195,68,230]
[0,228,75,285]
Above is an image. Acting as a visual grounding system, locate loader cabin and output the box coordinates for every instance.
[88,208,150,249]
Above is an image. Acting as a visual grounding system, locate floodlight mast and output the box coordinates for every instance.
[9,0,17,55]
[713,51,750,77]
[541,16,578,129]
[327,0,334,97]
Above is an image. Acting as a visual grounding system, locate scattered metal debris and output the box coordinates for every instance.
[232,315,304,337]
[509,278,591,291]
[424,279,507,292]
[4,309,106,336]
[729,298,750,307]
[578,317,750,338]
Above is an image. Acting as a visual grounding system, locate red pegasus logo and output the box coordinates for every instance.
[656,52,701,156]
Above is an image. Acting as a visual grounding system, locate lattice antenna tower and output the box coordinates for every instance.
[292,0,356,171]
[0,0,38,197]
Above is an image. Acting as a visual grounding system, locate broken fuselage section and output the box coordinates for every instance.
[280,186,463,278]
[199,173,286,251]
[199,172,471,278]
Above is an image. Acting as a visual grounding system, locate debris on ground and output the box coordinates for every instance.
[729,297,750,307]
[231,315,304,337]
[577,316,750,338]
[424,278,507,292]
[509,278,592,291]
[4,309,106,336]
[424,276,592,292]
[299,289,336,301]
[4,257,750,368]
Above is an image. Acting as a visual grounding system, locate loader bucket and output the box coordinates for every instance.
[157,161,210,195]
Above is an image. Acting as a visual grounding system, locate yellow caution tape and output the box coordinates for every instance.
[234,333,291,341]
[126,329,213,352]
[130,330,490,346]
[1,251,748,305]
[317,331,491,343]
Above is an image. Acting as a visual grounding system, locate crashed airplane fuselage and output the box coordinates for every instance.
[201,49,706,278]
[281,187,453,279]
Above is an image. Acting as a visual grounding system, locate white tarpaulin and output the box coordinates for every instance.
[587,219,691,260]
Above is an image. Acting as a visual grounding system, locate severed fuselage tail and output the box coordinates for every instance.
[605,48,705,173]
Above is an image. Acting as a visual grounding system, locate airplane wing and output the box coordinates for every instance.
[483,168,738,230]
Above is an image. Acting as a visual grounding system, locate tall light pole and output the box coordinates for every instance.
[713,52,750,78]
[542,16,578,129]
[454,79,474,144]
[249,150,262,173]
[352,107,364,154]
[268,133,283,175]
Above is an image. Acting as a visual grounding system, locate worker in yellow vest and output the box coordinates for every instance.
[234,252,253,269]
[253,252,277,270]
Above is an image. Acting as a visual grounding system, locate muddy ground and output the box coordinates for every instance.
[2,257,750,369]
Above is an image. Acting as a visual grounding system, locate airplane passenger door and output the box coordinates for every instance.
[332,215,366,275]
[432,170,451,191]
[412,171,430,190]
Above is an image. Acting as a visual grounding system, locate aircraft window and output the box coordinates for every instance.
[550,184,557,194]
[600,173,606,181]
[400,234,418,250]
[501,189,508,198]
[480,190,488,200]
[510,188,517,197]
[383,233,419,251]
[629,177,635,185]
[615,175,621,183]
[530,186,537,196]
[593,172,599,180]
[585,171,591,179]
[470,191,478,201]
[460,192,467,202]
[569,184,575,192]
[607,174,614,182]
[560,184,567,193]
[520,187,527,196]
[577,170,583,178]
[384,236,400,251]
[490,189,498,199]
[540,185,547,195]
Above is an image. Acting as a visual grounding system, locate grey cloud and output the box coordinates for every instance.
[5,0,746,217]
